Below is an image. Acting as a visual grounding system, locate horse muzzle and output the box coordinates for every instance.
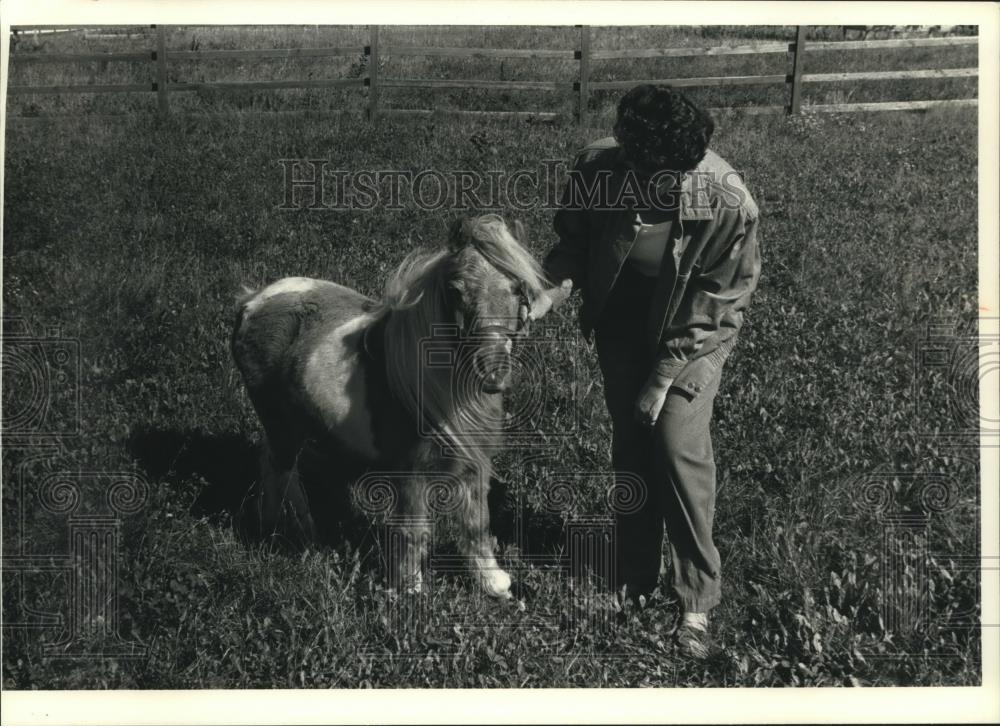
[472,335,513,394]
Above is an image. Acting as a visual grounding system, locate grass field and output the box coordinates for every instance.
[2,26,983,689]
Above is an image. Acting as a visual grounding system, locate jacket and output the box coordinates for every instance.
[543,136,761,395]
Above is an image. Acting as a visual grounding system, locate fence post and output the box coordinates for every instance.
[577,25,591,126]
[788,25,807,115]
[367,25,380,121]
[155,25,169,117]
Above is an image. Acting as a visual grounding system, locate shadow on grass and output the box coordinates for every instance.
[126,428,257,523]
[125,428,570,565]
[125,428,377,558]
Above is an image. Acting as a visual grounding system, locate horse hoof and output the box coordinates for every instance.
[483,569,512,599]
[403,572,423,595]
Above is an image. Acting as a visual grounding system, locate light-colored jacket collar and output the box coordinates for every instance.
[678,161,714,222]
[605,141,716,222]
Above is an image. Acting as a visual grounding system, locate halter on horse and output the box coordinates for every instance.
[231,214,570,598]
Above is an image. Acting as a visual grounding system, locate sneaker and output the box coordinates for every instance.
[682,612,708,630]
[675,612,714,660]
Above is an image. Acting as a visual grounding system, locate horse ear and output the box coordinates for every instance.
[512,219,527,245]
[448,216,469,251]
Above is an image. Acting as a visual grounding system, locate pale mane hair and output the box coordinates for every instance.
[375,214,547,471]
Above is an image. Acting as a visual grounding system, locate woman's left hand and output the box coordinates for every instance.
[634,375,673,427]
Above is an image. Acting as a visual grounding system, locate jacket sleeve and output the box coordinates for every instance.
[543,155,591,291]
[652,204,761,382]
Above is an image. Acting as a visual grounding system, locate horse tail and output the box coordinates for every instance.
[230,285,258,352]
[235,285,257,311]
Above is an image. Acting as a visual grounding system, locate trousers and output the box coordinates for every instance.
[594,263,724,613]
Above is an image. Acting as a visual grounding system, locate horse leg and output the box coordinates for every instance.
[390,477,431,594]
[458,466,511,599]
[246,393,317,549]
[256,438,317,549]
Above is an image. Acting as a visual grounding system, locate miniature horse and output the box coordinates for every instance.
[231,214,570,598]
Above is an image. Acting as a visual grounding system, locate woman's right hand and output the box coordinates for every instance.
[525,279,573,321]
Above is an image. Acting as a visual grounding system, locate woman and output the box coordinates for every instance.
[533,85,761,658]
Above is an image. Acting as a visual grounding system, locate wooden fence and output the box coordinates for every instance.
[7,25,980,121]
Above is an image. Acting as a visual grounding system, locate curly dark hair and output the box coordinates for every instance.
[613,84,715,174]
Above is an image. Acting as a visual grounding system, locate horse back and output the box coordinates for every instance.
[232,277,381,460]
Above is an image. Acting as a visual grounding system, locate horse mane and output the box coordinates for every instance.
[374,214,547,472]
[453,214,547,300]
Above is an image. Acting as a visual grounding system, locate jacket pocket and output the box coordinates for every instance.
[672,336,736,399]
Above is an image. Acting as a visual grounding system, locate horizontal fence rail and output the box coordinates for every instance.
[801,68,977,83]
[167,79,366,92]
[166,47,365,61]
[380,78,571,91]
[590,42,791,59]
[11,26,91,34]
[7,25,980,122]
[803,98,979,113]
[8,83,154,95]
[385,109,561,120]
[13,51,156,64]
[589,74,787,90]
[804,36,979,51]
[388,46,575,59]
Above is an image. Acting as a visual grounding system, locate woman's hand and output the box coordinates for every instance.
[519,279,573,323]
[634,374,674,427]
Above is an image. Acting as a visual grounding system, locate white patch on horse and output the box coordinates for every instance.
[303,313,379,460]
[244,277,318,317]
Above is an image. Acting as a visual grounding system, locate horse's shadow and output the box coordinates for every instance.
[127,428,376,560]
[126,428,569,567]
[126,428,257,521]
